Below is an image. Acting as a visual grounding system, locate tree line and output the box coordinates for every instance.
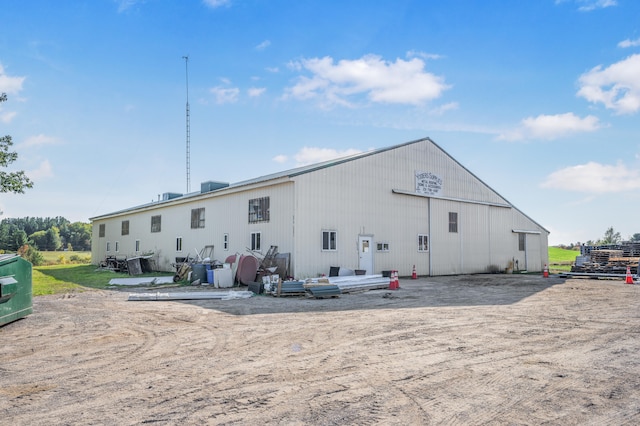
[558,227,640,250]
[0,216,91,252]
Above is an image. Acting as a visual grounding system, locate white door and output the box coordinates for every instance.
[358,235,374,275]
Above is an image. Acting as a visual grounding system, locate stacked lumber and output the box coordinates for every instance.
[589,250,622,264]
[572,244,639,275]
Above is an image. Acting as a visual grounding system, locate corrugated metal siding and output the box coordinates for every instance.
[292,144,441,278]
[92,182,295,272]
[488,206,518,272]
[91,138,549,278]
[291,140,526,278]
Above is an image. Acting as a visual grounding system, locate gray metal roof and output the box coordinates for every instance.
[90,138,430,221]
[89,136,549,233]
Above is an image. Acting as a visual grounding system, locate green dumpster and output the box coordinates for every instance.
[0,254,33,326]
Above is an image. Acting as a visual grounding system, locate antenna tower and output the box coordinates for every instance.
[182,55,191,193]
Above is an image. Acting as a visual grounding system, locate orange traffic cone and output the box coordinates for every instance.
[388,270,399,290]
[543,264,549,278]
[625,266,634,284]
[412,265,417,279]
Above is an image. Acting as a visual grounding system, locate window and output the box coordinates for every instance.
[251,232,261,251]
[151,215,161,233]
[106,241,111,252]
[223,233,229,251]
[418,234,429,252]
[191,208,205,229]
[448,212,458,233]
[322,230,337,251]
[518,233,526,251]
[115,241,119,252]
[135,240,140,252]
[176,237,183,252]
[377,242,390,252]
[121,220,129,236]
[99,224,105,238]
[249,197,270,223]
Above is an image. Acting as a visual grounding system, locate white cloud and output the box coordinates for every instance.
[28,160,54,181]
[498,113,601,141]
[115,0,144,13]
[0,64,26,94]
[618,38,640,48]
[430,102,459,116]
[203,0,230,8]
[210,86,239,104]
[266,67,279,73]
[248,87,266,97]
[406,50,443,61]
[284,54,451,108]
[578,54,640,114]
[294,147,363,166]
[19,134,59,149]
[256,40,271,50]
[541,161,640,193]
[0,65,25,124]
[272,154,288,163]
[1,110,17,123]
[556,0,617,12]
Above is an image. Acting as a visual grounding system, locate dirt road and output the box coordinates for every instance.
[1,275,639,425]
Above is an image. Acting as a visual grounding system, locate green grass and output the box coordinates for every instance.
[548,246,579,272]
[33,264,118,295]
[33,264,176,296]
[40,250,92,266]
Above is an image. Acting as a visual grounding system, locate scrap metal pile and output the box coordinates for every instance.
[571,243,640,276]
[99,254,155,275]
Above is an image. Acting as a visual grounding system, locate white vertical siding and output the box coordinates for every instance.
[92,182,295,272]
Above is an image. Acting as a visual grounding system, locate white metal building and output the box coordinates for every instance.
[90,137,549,278]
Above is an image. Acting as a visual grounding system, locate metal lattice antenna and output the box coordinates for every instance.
[182,55,190,193]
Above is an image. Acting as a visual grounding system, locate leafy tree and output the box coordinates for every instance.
[65,221,92,251]
[29,230,46,250]
[0,216,91,252]
[630,233,640,242]
[13,229,28,248]
[600,226,621,245]
[0,93,33,194]
[17,244,44,266]
[44,226,62,251]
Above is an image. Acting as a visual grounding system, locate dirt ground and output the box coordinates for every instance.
[1,274,639,425]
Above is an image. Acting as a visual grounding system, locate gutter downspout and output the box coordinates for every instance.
[428,197,432,277]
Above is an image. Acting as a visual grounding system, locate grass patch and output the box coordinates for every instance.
[548,246,579,273]
[33,267,86,295]
[33,264,175,296]
[39,251,92,266]
[33,264,113,295]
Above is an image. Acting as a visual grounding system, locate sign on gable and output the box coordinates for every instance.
[415,171,443,196]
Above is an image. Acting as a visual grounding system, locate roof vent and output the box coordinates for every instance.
[201,181,229,193]
[162,192,183,201]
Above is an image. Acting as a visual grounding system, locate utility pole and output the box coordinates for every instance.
[182,55,191,193]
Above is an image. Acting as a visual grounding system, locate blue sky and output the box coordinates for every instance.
[1,0,639,245]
